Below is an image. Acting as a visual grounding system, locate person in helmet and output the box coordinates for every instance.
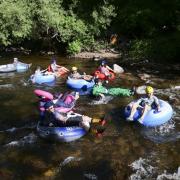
[126,86,160,123]
[13,57,19,64]
[41,101,102,131]
[97,59,115,79]
[69,66,93,81]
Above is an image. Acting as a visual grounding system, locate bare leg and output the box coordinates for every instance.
[138,104,150,123]
[127,102,139,121]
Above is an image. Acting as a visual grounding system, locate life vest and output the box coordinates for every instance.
[47,65,53,72]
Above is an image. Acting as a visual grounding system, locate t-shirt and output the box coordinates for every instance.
[137,95,159,107]
[50,63,58,72]
[69,72,82,79]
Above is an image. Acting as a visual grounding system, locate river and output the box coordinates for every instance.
[0,55,179,179]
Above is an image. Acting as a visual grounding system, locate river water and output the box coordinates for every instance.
[0,55,179,179]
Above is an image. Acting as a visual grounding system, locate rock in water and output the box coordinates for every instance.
[136,85,146,95]
[113,64,124,73]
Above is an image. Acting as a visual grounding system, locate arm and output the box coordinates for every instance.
[106,65,114,72]
[40,68,48,73]
[154,96,160,111]
[54,111,68,122]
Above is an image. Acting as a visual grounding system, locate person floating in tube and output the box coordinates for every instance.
[92,78,136,100]
[126,86,160,124]
[97,59,115,83]
[41,101,106,134]
[69,66,93,81]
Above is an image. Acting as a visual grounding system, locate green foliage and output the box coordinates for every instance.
[0,0,179,60]
[129,32,180,61]
[0,0,33,45]
[89,3,116,36]
[129,39,152,60]
[67,40,82,55]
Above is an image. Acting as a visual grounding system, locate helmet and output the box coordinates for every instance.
[146,86,154,94]
[101,59,107,65]
[94,78,100,84]
[72,66,77,71]
[44,101,54,110]
[51,59,56,64]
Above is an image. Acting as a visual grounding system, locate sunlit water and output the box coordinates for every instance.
[0,55,179,179]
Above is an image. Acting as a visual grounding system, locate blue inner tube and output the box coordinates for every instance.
[0,64,16,73]
[37,122,87,142]
[124,99,173,127]
[66,77,95,89]
[31,73,56,84]
[16,62,31,72]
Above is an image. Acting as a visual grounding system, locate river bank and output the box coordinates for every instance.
[70,49,122,60]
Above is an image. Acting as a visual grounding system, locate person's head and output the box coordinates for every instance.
[94,78,102,86]
[13,57,18,63]
[70,91,80,100]
[74,92,80,100]
[44,101,55,112]
[51,59,56,64]
[71,66,78,73]
[146,86,154,96]
[36,66,41,71]
[101,59,107,66]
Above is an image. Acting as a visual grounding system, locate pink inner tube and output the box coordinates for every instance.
[34,89,53,100]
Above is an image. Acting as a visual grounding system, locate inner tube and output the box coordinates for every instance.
[66,77,95,89]
[94,70,115,81]
[124,100,173,127]
[34,89,53,100]
[37,122,87,142]
[31,73,56,84]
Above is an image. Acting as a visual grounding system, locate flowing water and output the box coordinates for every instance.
[0,55,179,179]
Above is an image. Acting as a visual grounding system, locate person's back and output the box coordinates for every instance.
[55,92,78,108]
[92,79,108,96]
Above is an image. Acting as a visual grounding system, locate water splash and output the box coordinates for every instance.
[0,84,14,89]
[89,96,113,105]
[129,157,156,180]
[157,167,180,180]
[0,124,36,133]
[4,133,37,147]
[129,158,180,180]
[141,120,180,143]
[84,173,98,180]
[59,156,82,168]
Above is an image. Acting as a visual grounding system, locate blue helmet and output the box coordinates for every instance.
[94,78,100,84]
[101,59,107,65]
[51,58,56,64]
[44,101,54,109]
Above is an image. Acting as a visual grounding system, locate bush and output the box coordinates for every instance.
[129,39,152,60]
[67,40,82,55]
[128,32,180,62]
